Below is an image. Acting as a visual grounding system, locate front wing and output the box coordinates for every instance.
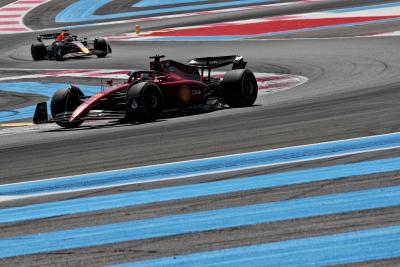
[33,102,126,125]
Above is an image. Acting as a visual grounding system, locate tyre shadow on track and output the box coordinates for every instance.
[41,105,260,132]
[42,119,165,132]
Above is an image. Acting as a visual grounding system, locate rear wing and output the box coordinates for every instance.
[37,31,79,41]
[37,33,60,40]
[188,55,247,70]
[188,55,247,81]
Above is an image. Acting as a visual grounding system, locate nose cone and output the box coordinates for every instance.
[69,103,88,122]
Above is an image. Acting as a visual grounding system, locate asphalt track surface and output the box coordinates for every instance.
[1,0,400,266]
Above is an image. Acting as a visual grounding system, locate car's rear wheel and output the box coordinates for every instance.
[126,82,164,123]
[94,38,109,58]
[51,86,84,128]
[222,69,258,107]
[31,42,46,61]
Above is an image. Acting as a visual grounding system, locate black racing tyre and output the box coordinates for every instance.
[94,38,109,58]
[51,87,84,128]
[222,69,258,107]
[31,42,46,61]
[54,44,64,61]
[126,82,164,123]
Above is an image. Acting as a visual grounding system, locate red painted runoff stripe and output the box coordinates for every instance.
[0,7,31,11]
[0,21,19,25]
[0,0,50,34]
[42,69,95,75]
[0,27,27,31]
[146,16,399,37]
[0,14,21,18]
[86,71,133,77]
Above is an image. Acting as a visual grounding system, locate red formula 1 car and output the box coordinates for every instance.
[33,55,258,128]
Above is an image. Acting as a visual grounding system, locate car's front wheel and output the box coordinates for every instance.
[51,86,84,128]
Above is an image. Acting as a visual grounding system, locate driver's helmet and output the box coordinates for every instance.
[56,30,70,42]
[56,31,65,42]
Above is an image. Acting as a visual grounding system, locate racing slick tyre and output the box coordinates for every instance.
[126,82,164,123]
[31,42,46,61]
[222,69,258,107]
[94,38,109,58]
[51,86,84,128]
[54,44,64,61]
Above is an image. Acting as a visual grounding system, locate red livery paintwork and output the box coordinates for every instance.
[70,84,127,121]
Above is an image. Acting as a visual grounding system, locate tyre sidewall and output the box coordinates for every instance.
[126,82,164,123]
[31,42,46,60]
[94,38,109,57]
[51,87,84,128]
[222,69,258,107]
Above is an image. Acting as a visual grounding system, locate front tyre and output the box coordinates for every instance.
[51,86,84,128]
[222,69,258,107]
[126,82,164,123]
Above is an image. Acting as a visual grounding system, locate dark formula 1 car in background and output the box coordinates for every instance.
[31,30,112,61]
[33,55,258,128]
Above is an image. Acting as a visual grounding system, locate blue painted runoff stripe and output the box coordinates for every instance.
[1,157,399,224]
[0,82,100,98]
[1,132,400,197]
[2,185,400,258]
[110,225,400,267]
[56,0,274,23]
[0,82,100,122]
[329,1,400,13]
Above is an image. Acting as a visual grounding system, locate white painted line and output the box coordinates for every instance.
[1,131,400,202]
[0,74,52,81]
[17,0,323,34]
[0,196,24,202]
[372,31,400,36]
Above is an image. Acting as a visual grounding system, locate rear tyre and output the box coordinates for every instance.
[126,82,164,123]
[31,42,46,61]
[51,86,84,128]
[94,38,109,58]
[222,69,258,107]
